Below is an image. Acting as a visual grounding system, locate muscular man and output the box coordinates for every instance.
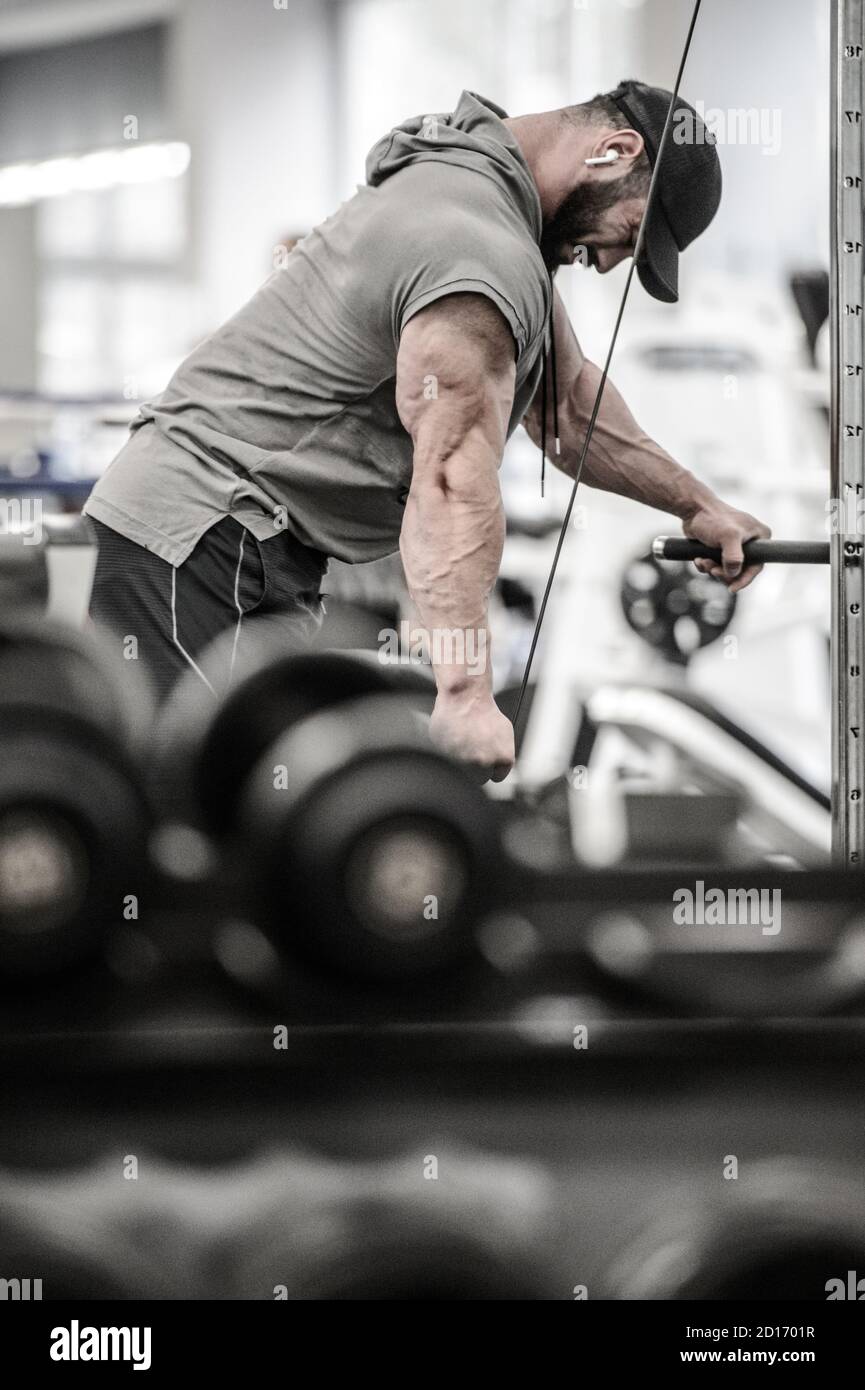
[85,80,770,780]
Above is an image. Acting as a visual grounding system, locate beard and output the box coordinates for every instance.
[539,170,648,273]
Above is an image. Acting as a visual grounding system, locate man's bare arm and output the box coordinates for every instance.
[523,287,770,590]
[396,292,516,778]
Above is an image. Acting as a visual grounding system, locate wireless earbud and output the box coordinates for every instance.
[584,150,621,166]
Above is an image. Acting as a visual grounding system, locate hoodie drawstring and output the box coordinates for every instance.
[540,343,547,498]
[540,277,560,497]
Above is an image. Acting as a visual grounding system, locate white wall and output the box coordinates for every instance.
[169,0,337,331]
[0,205,36,390]
[636,0,829,283]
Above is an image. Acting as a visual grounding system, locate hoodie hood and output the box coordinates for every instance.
[365,90,542,242]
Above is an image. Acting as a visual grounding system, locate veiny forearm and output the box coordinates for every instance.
[396,295,514,700]
[400,444,504,697]
[530,357,719,521]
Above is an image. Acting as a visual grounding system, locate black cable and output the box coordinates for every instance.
[512,0,704,734]
[549,271,560,462]
[540,343,548,496]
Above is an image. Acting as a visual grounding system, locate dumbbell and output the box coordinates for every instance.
[156,621,500,983]
[154,619,437,835]
[0,618,152,978]
[0,1157,201,1299]
[0,1147,551,1300]
[0,514,95,618]
[234,1148,553,1300]
[0,531,50,612]
[608,1158,865,1299]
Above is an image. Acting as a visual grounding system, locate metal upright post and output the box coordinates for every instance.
[831,0,865,864]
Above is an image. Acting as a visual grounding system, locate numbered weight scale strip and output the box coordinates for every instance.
[832,0,865,864]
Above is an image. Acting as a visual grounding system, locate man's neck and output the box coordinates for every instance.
[504,112,588,218]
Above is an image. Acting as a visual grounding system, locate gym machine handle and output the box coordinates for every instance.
[652,537,830,566]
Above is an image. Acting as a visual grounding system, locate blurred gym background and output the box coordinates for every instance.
[2,0,862,1306]
[0,0,832,791]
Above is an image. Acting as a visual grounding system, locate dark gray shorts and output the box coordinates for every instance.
[88,517,328,700]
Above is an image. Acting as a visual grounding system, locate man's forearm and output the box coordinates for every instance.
[523,311,770,590]
[394,291,517,776]
[399,454,504,697]
[536,358,719,520]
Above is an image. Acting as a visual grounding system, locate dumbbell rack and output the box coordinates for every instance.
[832,0,865,863]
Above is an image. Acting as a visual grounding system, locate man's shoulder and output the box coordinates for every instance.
[366,162,544,273]
[368,159,519,224]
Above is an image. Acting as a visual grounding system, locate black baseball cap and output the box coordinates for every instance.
[607,79,722,303]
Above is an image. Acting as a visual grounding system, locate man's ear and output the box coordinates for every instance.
[590,127,644,166]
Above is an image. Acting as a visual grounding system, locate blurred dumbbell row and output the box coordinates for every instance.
[2,611,865,1033]
[2,1136,864,1299]
[0,610,497,988]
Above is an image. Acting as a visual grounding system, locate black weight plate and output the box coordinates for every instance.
[155,618,433,835]
[239,695,499,982]
[0,732,149,977]
[620,550,736,665]
[0,533,50,612]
